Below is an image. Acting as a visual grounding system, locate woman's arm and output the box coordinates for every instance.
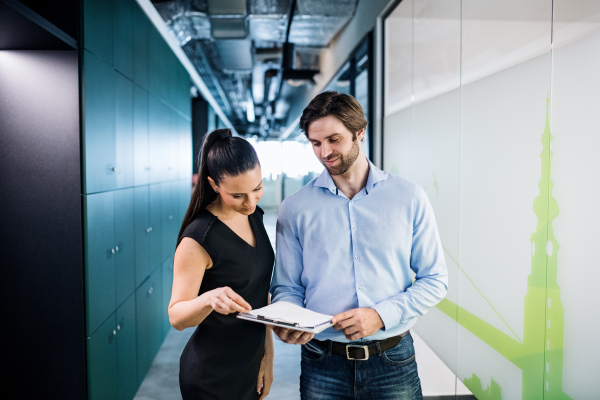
[168,237,251,331]
[257,294,274,399]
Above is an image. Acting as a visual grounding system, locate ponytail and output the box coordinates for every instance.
[177,129,259,242]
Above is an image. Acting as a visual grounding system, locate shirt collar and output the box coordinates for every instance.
[314,158,387,195]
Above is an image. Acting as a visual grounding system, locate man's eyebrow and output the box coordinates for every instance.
[309,133,341,142]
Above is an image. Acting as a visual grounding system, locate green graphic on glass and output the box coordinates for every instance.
[436,96,571,399]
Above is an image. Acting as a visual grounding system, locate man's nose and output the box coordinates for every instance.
[321,143,332,158]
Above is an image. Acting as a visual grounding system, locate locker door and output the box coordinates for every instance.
[161,181,178,263]
[148,95,166,184]
[113,0,133,79]
[162,259,174,338]
[133,85,149,187]
[134,186,151,285]
[136,272,163,384]
[83,0,113,64]
[132,4,148,89]
[114,188,135,306]
[114,73,134,189]
[87,314,118,400]
[116,295,137,400]
[84,192,116,334]
[149,184,163,269]
[83,51,116,194]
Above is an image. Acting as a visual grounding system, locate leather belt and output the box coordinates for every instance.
[311,331,408,361]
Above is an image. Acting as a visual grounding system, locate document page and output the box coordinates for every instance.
[241,301,333,328]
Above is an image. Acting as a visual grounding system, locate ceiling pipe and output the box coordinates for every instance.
[264,0,297,130]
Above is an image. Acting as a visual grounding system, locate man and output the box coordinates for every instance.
[270,91,448,399]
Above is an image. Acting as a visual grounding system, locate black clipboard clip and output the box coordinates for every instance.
[257,315,299,328]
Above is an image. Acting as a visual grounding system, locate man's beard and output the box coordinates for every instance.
[322,138,360,176]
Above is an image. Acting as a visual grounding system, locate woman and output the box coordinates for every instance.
[169,129,274,400]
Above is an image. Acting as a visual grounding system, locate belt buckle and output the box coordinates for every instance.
[346,344,369,360]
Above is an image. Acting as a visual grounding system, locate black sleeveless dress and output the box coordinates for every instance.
[178,206,274,400]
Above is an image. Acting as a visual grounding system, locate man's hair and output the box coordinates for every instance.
[299,91,368,139]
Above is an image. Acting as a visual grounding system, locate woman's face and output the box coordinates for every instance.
[214,165,263,215]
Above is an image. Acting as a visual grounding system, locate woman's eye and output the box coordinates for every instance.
[254,186,263,192]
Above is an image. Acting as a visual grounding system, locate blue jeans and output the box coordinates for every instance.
[300,332,422,400]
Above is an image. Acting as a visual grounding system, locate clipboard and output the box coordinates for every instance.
[236,301,334,334]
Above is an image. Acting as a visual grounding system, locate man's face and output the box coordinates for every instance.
[307,115,363,176]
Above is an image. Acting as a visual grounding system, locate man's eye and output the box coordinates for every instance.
[254,186,263,192]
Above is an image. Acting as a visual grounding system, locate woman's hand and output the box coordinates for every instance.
[207,286,252,315]
[256,347,274,399]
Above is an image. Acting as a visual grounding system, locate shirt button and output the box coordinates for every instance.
[353,226,356,230]
[356,256,359,260]
[358,286,362,291]
[350,201,353,204]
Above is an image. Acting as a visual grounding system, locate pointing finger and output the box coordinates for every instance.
[224,287,252,311]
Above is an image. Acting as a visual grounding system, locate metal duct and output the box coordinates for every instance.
[152,0,360,137]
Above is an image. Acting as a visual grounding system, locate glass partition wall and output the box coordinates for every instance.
[383,0,600,398]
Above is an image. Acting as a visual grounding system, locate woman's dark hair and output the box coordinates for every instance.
[178,129,260,241]
[299,91,368,139]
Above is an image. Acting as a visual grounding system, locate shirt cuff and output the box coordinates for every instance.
[372,300,401,331]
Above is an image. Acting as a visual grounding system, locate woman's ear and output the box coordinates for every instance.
[207,176,219,193]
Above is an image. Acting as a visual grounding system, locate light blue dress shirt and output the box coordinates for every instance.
[270,160,448,342]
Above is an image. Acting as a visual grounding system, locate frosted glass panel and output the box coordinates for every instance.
[553,0,600,48]
[411,89,460,374]
[382,0,598,398]
[458,52,551,398]
[551,8,600,397]
[413,0,460,104]
[383,107,413,180]
[461,0,552,85]
[384,0,412,115]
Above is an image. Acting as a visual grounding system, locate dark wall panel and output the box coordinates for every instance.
[0,50,85,398]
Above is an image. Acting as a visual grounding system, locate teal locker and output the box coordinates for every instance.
[165,108,178,182]
[115,73,134,189]
[83,0,113,64]
[114,188,136,306]
[148,96,166,184]
[113,0,133,79]
[87,314,118,400]
[177,65,191,118]
[83,51,117,194]
[178,180,192,229]
[161,181,178,262]
[162,259,174,338]
[136,272,163,385]
[116,295,137,400]
[178,114,193,182]
[84,192,116,335]
[132,4,149,89]
[133,85,150,187]
[149,184,163,268]
[147,26,163,100]
[134,186,152,285]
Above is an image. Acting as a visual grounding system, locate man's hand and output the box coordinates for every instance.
[332,308,384,341]
[272,327,314,345]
